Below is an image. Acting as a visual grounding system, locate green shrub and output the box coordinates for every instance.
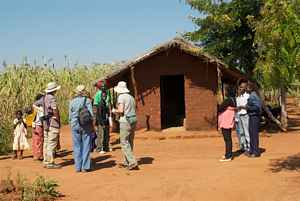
[22,176,60,201]
[0,172,61,201]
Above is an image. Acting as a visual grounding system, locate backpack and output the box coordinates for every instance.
[78,97,93,127]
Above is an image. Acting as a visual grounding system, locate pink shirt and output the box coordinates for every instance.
[218,106,235,129]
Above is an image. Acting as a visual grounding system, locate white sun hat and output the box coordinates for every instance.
[45,82,61,93]
[75,84,86,94]
[114,81,130,94]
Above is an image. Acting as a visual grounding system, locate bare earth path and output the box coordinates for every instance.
[1,98,300,201]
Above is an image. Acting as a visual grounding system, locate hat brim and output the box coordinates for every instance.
[114,86,129,94]
[45,85,61,93]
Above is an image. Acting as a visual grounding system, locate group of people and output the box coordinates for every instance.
[12,80,139,172]
[12,77,263,170]
[218,79,262,162]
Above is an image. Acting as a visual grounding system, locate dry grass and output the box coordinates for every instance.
[0,64,117,154]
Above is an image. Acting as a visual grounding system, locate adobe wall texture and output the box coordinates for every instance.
[127,47,218,131]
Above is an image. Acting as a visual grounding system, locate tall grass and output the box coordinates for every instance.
[0,64,117,154]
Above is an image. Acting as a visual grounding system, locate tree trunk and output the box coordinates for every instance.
[258,90,287,132]
[280,87,288,130]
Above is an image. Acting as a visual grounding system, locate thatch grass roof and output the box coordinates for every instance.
[100,37,246,84]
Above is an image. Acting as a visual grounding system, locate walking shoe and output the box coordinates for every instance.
[244,152,252,157]
[45,163,62,169]
[118,163,128,168]
[99,151,106,154]
[219,157,232,162]
[81,169,89,173]
[237,149,245,154]
[127,163,139,170]
[250,154,261,158]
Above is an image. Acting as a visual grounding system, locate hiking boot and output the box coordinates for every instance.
[237,149,245,154]
[127,163,139,171]
[244,152,252,157]
[45,163,62,169]
[249,154,261,158]
[118,163,128,168]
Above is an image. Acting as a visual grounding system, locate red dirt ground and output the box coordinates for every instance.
[1,98,300,201]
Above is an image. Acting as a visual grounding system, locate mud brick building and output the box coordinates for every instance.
[103,38,245,131]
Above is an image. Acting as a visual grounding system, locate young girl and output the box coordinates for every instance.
[218,86,236,162]
[13,110,29,160]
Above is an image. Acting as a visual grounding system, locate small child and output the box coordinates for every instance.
[12,110,29,160]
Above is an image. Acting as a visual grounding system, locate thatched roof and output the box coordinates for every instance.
[100,37,246,85]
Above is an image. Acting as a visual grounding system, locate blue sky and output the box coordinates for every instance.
[0,0,197,66]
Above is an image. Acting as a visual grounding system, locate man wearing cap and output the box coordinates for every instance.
[94,80,112,154]
[36,82,62,169]
[69,85,93,173]
[112,81,138,170]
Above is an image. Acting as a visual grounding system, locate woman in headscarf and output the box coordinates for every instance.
[32,92,45,161]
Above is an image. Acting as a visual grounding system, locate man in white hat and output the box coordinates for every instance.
[36,81,62,169]
[112,81,138,170]
[69,85,94,172]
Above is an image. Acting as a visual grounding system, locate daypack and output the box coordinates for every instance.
[78,97,93,127]
[96,99,109,126]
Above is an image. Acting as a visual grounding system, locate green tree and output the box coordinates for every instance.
[185,0,263,77]
[254,0,300,129]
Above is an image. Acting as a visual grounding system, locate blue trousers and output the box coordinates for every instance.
[249,115,260,156]
[72,128,91,171]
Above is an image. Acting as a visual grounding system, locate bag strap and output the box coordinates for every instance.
[42,96,47,119]
[83,97,87,106]
[79,97,87,112]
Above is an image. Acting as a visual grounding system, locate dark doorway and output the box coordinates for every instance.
[160,75,186,129]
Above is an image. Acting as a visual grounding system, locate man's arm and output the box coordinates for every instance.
[49,96,60,126]
[112,96,124,115]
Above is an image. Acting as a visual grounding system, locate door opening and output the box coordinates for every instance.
[160,75,186,129]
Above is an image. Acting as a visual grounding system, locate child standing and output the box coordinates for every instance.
[218,86,236,162]
[12,110,29,160]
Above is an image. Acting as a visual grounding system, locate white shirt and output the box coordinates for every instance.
[236,92,250,115]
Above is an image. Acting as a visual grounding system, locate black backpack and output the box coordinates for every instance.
[78,97,93,127]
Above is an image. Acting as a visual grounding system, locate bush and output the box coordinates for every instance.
[0,172,61,201]
[22,176,60,201]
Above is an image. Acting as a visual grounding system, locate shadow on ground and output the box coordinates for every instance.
[92,155,116,171]
[270,153,300,173]
[56,149,73,158]
[138,156,154,166]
